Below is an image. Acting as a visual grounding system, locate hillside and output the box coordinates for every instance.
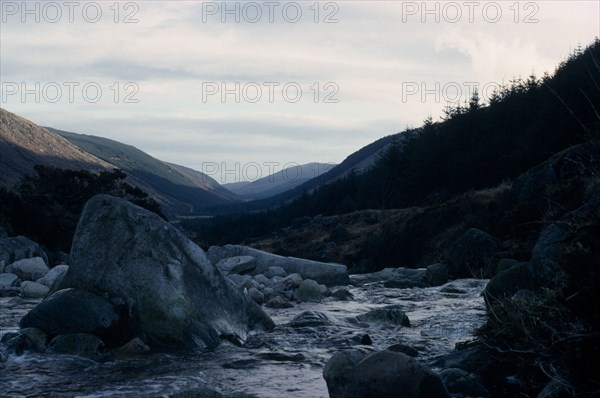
[50,129,239,217]
[224,162,336,201]
[0,108,112,187]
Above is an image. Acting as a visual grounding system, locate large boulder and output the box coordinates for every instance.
[36,264,69,288]
[355,305,411,327]
[207,245,348,286]
[444,228,499,277]
[20,281,50,298]
[0,236,48,267]
[6,257,49,281]
[216,256,256,275]
[20,288,123,342]
[56,195,274,348]
[484,263,534,305]
[323,349,449,398]
[47,333,106,358]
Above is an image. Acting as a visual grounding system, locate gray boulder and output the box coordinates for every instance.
[0,236,48,267]
[444,228,499,277]
[273,273,303,292]
[20,288,122,341]
[289,311,333,328]
[6,257,49,281]
[355,305,411,327]
[56,195,274,348]
[0,273,20,289]
[485,263,534,305]
[47,333,106,358]
[20,281,49,298]
[216,256,256,275]
[264,266,286,278]
[252,274,273,288]
[323,349,449,398]
[36,264,69,288]
[425,263,449,286]
[247,288,264,305]
[294,279,322,302]
[207,245,348,286]
[20,327,49,351]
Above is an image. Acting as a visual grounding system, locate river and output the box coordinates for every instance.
[0,279,488,398]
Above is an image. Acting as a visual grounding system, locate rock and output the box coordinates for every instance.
[528,222,567,288]
[20,281,49,298]
[330,287,354,300]
[485,263,535,305]
[426,263,449,286]
[36,264,69,288]
[6,257,49,281]
[273,273,303,292]
[261,287,276,301]
[350,267,426,286]
[0,236,48,267]
[56,195,274,348]
[289,311,333,328]
[323,349,449,398]
[264,296,293,309]
[0,328,48,354]
[444,228,499,277]
[356,305,411,327]
[439,368,489,397]
[0,273,20,289]
[387,343,419,357]
[47,333,106,358]
[20,327,49,351]
[252,274,273,288]
[20,288,123,342]
[113,337,150,356]
[360,334,372,345]
[0,226,7,238]
[216,256,256,275]
[247,288,264,305]
[495,259,523,274]
[228,274,254,290]
[1,332,32,355]
[207,245,348,286]
[294,279,322,302]
[263,266,286,278]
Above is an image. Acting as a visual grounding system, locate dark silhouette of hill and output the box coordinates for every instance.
[49,128,239,217]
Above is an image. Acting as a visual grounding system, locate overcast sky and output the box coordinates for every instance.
[1,0,598,182]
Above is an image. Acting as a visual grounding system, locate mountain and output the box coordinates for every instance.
[49,128,239,217]
[0,108,112,187]
[224,162,336,200]
[210,132,411,214]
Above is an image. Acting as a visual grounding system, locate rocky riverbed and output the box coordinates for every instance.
[0,278,487,397]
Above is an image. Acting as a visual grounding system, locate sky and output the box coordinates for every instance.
[1,0,599,183]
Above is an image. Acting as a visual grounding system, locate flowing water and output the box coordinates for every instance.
[0,279,488,398]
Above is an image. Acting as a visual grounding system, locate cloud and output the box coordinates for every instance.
[1,0,598,181]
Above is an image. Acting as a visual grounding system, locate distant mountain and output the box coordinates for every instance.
[210,131,412,213]
[224,162,336,200]
[0,108,112,187]
[49,128,239,217]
